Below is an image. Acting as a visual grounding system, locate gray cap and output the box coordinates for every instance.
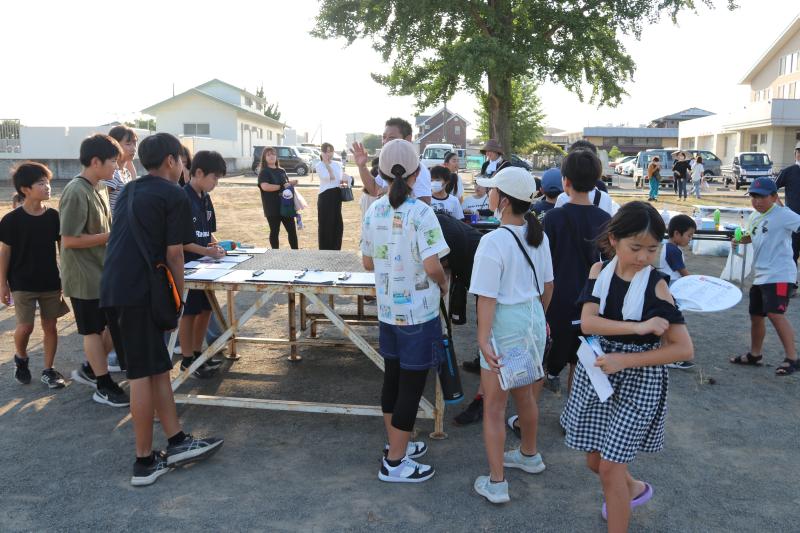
[378,139,419,179]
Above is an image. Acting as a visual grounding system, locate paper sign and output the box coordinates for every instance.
[336,272,376,286]
[228,247,268,254]
[670,275,742,313]
[217,254,252,263]
[185,261,236,270]
[577,337,614,403]
[185,268,233,281]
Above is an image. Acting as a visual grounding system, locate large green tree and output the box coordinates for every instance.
[361,133,383,153]
[475,78,544,153]
[312,0,735,156]
[256,85,282,121]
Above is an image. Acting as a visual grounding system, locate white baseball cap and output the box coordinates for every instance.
[476,166,536,202]
[378,139,419,179]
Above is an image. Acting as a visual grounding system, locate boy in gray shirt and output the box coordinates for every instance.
[730,178,800,375]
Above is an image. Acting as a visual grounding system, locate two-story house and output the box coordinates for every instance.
[679,15,800,168]
[142,79,287,170]
[415,108,469,153]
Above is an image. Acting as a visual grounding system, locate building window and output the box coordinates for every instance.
[245,96,253,107]
[257,102,263,111]
[183,123,210,136]
[790,82,797,100]
[780,56,786,75]
[425,124,430,130]
[760,133,767,144]
[268,130,273,140]
[454,125,461,135]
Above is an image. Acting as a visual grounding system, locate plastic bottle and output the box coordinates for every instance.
[713,208,721,229]
[734,227,742,242]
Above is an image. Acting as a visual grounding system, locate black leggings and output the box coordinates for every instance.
[381,359,429,432]
[266,216,298,249]
[317,188,343,250]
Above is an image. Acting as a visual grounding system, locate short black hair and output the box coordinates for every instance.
[191,150,227,177]
[79,134,122,167]
[385,117,412,139]
[138,132,182,170]
[568,139,598,155]
[430,165,450,181]
[108,125,138,144]
[561,149,602,192]
[12,161,52,198]
[667,214,697,238]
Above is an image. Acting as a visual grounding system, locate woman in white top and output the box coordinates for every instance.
[361,139,450,484]
[444,152,464,201]
[315,142,347,250]
[691,155,705,199]
[469,166,554,504]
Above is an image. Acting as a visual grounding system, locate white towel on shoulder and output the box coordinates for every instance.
[591,256,652,321]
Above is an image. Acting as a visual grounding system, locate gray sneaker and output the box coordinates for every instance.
[503,448,546,474]
[108,351,122,372]
[166,434,224,466]
[474,475,510,504]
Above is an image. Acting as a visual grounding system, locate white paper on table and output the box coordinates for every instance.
[336,272,376,286]
[228,247,268,254]
[248,270,300,283]
[296,271,338,284]
[185,268,233,281]
[577,337,614,403]
[216,270,255,283]
[217,254,252,263]
[184,261,236,270]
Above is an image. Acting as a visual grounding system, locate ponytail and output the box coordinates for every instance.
[497,189,543,247]
[383,164,412,209]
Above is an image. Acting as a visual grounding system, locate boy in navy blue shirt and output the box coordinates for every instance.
[531,168,562,221]
[659,214,696,369]
[179,151,227,378]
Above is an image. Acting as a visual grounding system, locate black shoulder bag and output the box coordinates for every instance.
[126,181,183,331]
[501,227,541,294]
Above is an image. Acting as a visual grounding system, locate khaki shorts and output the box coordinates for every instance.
[12,290,70,325]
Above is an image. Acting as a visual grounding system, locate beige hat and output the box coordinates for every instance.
[480,139,504,155]
[476,166,536,202]
[378,139,419,179]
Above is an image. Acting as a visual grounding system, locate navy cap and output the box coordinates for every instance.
[748,177,777,196]
[541,168,564,194]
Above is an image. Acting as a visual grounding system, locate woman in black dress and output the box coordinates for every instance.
[258,147,299,249]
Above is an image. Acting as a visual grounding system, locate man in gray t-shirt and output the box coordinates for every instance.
[731,177,800,375]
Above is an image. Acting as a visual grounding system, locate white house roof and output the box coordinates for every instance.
[740,14,800,84]
[195,78,267,105]
[141,83,287,129]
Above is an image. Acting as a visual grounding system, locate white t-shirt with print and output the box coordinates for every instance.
[691,163,704,181]
[469,224,554,305]
[748,205,800,285]
[361,196,450,325]
[315,161,344,194]
[462,194,489,213]
[555,188,618,216]
[431,195,464,219]
[375,164,432,199]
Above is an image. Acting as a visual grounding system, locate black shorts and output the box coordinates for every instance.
[70,298,107,335]
[749,283,795,316]
[106,306,173,380]
[545,323,581,375]
[184,289,212,316]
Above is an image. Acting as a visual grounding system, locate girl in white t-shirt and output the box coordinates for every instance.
[462,183,489,214]
[315,142,348,250]
[691,155,705,199]
[469,166,554,504]
[430,165,464,219]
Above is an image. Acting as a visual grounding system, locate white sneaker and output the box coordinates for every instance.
[173,345,182,355]
[107,351,121,373]
[378,456,434,483]
[474,475,510,504]
[383,441,427,459]
[503,448,546,474]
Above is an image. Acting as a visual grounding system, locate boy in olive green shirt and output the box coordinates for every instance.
[61,134,128,407]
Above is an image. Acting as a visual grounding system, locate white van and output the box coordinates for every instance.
[420,143,466,169]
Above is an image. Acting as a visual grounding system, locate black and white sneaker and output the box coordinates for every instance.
[666,361,696,370]
[180,359,219,379]
[131,451,171,486]
[14,355,31,385]
[166,434,224,466]
[41,369,66,389]
[383,441,427,460]
[93,383,130,407]
[378,456,435,483]
[70,363,97,388]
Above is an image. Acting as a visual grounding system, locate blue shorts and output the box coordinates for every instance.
[184,289,212,316]
[379,317,444,370]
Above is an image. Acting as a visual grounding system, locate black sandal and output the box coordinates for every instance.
[775,358,800,376]
[730,353,763,366]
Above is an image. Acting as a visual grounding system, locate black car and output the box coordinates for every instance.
[251,145,310,175]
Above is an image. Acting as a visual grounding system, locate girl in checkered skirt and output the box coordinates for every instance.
[560,202,694,531]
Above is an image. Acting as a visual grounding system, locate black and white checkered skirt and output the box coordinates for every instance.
[560,337,669,464]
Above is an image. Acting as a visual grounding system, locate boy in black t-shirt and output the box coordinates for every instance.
[179,150,227,378]
[101,133,223,486]
[542,149,611,395]
[0,162,70,388]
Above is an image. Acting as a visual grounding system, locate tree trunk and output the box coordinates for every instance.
[487,73,513,157]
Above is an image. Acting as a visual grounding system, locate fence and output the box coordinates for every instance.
[0,120,21,153]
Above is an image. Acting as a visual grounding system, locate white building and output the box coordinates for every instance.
[679,15,800,169]
[142,79,286,170]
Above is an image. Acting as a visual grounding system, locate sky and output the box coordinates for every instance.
[1,0,798,146]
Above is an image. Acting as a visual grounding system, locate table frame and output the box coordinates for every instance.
[168,279,447,438]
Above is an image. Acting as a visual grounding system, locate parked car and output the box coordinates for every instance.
[633,149,676,188]
[721,152,773,190]
[682,149,722,180]
[251,145,310,175]
[293,146,319,166]
[420,143,466,169]
[614,156,636,175]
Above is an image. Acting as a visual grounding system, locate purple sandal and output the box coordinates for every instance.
[602,482,653,520]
